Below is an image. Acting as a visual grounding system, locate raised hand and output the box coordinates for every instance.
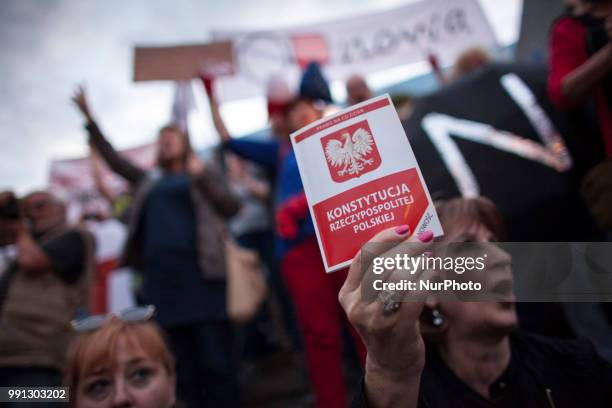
[186,153,205,176]
[198,63,231,142]
[339,226,434,408]
[198,62,218,97]
[71,85,93,122]
[276,192,308,239]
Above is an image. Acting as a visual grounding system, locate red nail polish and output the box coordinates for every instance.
[394,225,410,235]
[418,230,433,242]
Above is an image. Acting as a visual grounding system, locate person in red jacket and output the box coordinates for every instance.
[277,97,367,408]
[548,0,612,156]
[549,0,612,231]
[278,63,368,408]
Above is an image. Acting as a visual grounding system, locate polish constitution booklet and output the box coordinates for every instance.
[291,94,444,272]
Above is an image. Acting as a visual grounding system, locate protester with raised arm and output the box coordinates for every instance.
[72,86,241,408]
[202,71,293,158]
[200,71,302,353]
[268,63,367,408]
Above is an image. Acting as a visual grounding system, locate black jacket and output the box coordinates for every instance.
[355,330,612,407]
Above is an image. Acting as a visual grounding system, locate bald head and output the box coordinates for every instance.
[346,74,372,106]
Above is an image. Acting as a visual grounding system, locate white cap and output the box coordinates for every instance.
[266,75,294,103]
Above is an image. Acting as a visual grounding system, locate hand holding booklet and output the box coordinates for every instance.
[290,94,444,272]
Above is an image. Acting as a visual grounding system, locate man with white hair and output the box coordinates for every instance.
[0,190,94,390]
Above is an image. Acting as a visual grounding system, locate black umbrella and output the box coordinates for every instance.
[403,63,599,241]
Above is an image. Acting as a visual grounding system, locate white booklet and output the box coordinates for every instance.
[291,94,444,272]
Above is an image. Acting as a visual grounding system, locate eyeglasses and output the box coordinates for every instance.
[71,305,156,333]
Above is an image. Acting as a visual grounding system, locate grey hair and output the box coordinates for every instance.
[23,190,67,207]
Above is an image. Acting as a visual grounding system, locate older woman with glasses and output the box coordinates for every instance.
[72,86,241,407]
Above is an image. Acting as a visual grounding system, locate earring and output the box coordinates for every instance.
[432,308,444,327]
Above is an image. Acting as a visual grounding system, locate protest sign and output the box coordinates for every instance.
[133,41,234,82]
[48,143,156,217]
[214,0,496,101]
[291,94,443,272]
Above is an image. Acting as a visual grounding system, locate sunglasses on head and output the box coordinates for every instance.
[71,305,155,333]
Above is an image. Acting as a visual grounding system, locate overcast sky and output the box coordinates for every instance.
[0,0,522,194]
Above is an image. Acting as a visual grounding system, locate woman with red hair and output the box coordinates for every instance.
[65,307,177,408]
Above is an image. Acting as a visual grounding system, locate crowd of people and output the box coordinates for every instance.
[0,0,611,407]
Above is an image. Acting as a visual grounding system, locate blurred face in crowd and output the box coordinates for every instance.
[346,74,372,106]
[453,48,490,80]
[433,221,517,340]
[395,99,415,122]
[157,127,187,165]
[68,321,176,408]
[287,100,321,133]
[269,112,289,139]
[225,153,247,180]
[21,191,65,235]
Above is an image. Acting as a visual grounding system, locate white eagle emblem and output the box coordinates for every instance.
[324,128,375,177]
